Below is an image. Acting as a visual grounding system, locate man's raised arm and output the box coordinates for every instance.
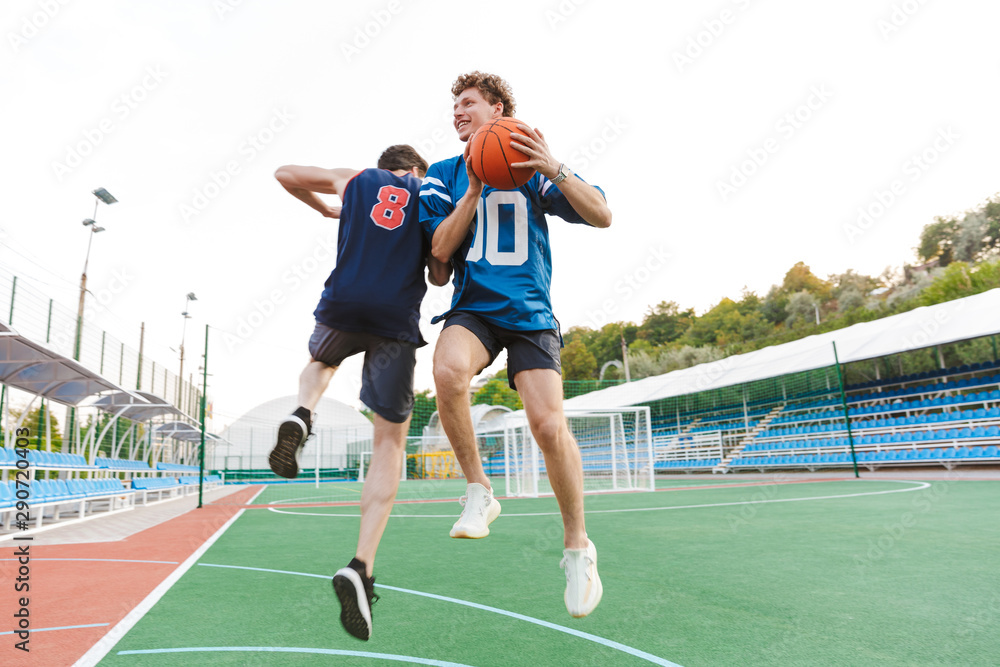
[510,126,612,228]
[275,165,359,219]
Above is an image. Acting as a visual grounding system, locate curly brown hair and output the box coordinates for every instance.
[451,71,516,117]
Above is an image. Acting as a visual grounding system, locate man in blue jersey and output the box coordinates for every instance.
[270,144,450,641]
[420,72,612,618]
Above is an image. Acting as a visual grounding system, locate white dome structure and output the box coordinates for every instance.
[422,404,511,452]
[212,395,373,471]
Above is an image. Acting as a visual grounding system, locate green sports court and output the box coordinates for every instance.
[71,474,999,665]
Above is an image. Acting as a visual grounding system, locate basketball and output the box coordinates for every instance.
[469,118,536,190]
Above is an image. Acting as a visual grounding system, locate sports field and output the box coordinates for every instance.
[85,476,999,666]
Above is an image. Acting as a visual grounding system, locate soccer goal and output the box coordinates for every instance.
[503,406,655,497]
[357,450,407,484]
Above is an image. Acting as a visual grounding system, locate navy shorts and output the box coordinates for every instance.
[308,322,416,423]
[443,312,561,391]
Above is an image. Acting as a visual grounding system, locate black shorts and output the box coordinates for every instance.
[443,312,561,391]
[308,322,416,423]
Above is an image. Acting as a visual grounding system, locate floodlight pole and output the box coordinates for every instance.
[179,293,197,412]
[69,188,116,453]
[833,342,860,479]
[198,324,209,508]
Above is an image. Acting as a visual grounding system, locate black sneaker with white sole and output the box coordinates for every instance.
[332,566,379,641]
[268,414,310,479]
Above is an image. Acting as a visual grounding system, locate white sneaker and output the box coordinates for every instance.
[561,539,603,618]
[450,483,501,538]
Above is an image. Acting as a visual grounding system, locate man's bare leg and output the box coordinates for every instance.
[515,367,601,617]
[299,359,337,414]
[354,415,409,577]
[270,359,336,479]
[514,368,587,549]
[432,326,492,488]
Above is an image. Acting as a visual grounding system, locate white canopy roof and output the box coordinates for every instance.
[564,289,1000,411]
[91,390,187,422]
[0,322,132,406]
[154,420,221,442]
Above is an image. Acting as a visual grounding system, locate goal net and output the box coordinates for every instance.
[504,406,655,497]
[358,450,407,484]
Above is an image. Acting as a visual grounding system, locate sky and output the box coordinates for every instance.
[1,0,998,432]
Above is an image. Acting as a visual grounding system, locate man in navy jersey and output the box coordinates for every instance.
[420,72,612,618]
[270,145,450,641]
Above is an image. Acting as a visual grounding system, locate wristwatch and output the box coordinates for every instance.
[550,163,570,185]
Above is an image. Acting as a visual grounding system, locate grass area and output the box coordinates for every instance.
[99,478,1000,666]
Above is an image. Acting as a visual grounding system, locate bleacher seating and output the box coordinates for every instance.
[95,457,152,471]
[648,360,1000,473]
[0,447,93,469]
[0,478,133,531]
[129,474,222,504]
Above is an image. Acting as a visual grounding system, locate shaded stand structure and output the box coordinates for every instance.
[556,289,1000,475]
[1,322,129,453]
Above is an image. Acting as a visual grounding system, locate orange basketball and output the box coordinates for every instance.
[469,118,536,190]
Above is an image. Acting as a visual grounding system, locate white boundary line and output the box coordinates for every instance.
[0,505,135,543]
[116,646,476,665]
[0,622,109,636]
[196,563,682,667]
[0,486,230,543]
[264,480,931,518]
[0,558,178,564]
[72,486,266,667]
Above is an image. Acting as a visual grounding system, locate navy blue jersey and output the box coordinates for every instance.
[419,155,604,331]
[314,168,427,345]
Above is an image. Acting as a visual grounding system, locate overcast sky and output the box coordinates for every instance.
[2,0,998,430]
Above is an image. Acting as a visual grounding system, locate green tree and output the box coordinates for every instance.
[682,298,769,347]
[785,290,819,328]
[782,261,832,299]
[760,285,789,325]
[918,259,1000,306]
[918,216,960,266]
[983,195,1000,257]
[831,270,879,313]
[561,338,597,380]
[588,323,638,367]
[8,405,63,449]
[637,301,693,345]
[472,377,522,411]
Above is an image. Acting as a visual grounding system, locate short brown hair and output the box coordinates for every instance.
[451,71,516,117]
[377,144,428,177]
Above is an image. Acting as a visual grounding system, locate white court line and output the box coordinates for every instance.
[266,479,931,518]
[116,646,476,665]
[0,622,109,636]
[0,558,178,564]
[197,563,682,667]
[72,485,266,667]
[266,492,360,504]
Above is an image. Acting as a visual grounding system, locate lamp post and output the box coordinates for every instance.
[73,188,117,361]
[69,187,116,457]
[179,292,197,410]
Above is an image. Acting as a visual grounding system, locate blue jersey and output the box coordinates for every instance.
[314,168,427,345]
[419,155,604,331]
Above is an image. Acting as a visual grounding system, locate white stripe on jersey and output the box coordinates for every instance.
[422,176,446,188]
[419,188,452,203]
[540,178,554,197]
